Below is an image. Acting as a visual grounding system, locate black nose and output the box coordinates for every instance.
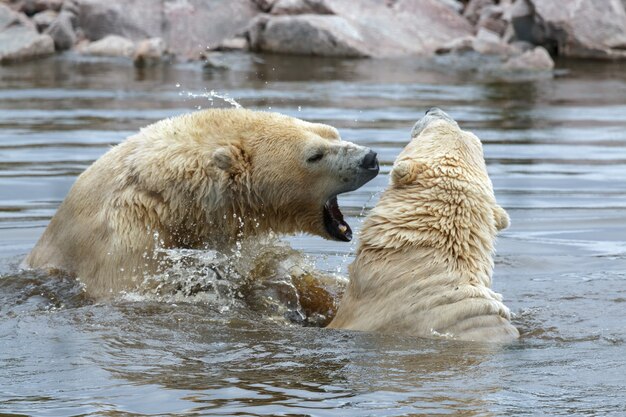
[360,150,379,170]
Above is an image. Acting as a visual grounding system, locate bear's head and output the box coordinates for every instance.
[211,110,379,242]
[388,107,509,242]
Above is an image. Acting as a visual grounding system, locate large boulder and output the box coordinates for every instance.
[163,0,259,59]
[75,0,259,60]
[518,0,626,59]
[249,14,368,57]
[76,0,162,41]
[249,0,473,57]
[502,46,554,71]
[0,4,55,63]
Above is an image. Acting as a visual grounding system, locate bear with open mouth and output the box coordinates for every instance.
[23,109,379,299]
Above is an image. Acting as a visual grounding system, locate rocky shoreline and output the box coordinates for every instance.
[1,0,625,73]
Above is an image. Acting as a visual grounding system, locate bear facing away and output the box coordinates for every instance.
[328,108,518,342]
[23,109,379,299]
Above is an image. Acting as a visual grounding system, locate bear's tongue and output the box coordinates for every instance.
[323,196,352,242]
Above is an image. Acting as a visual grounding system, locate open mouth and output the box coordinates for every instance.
[323,196,352,242]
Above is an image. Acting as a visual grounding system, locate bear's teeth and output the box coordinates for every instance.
[338,224,348,234]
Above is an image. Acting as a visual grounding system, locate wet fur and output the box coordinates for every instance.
[24,109,365,299]
[329,118,519,342]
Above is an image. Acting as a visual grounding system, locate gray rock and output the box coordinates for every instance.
[463,0,495,25]
[503,46,554,71]
[21,0,64,15]
[163,0,259,59]
[509,40,534,53]
[216,36,249,51]
[250,14,367,57]
[270,0,334,15]
[251,0,277,12]
[435,36,475,54]
[0,25,55,63]
[476,5,507,36]
[528,0,626,59]
[251,0,473,57]
[76,0,162,41]
[436,0,464,13]
[80,34,134,57]
[1,3,23,31]
[509,0,535,43]
[32,9,58,31]
[45,10,75,50]
[75,0,260,60]
[472,27,512,55]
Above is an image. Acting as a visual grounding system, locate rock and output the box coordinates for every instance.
[0,4,55,63]
[0,25,55,63]
[61,0,78,13]
[20,0,64,15]
[528,0,626,59]
[76,0,162,41]
[215,36,248,51]
[509,0,534,43]
[250,15,367,57]
[0,6,16,31]
[163,0,259,59]
[463,0,495,25]
[251,0,277,12]
[509,40,534,53]
[270,0,334,15]
[476,5,507,36]
[250,0,473,57]
[80,34,134,57]
[437,0,463,13]
[32,9,58,31]
[472,27,512,55]
[45,10,75,49]
[503,46,554,71]
[435,36,475,54]
[133,37,165,67]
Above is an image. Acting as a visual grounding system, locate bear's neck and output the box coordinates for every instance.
[358,182,497,287]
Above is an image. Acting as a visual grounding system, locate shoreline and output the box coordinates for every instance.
[2,0,625,75]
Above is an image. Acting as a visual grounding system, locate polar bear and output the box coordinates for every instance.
[24,109,379,299]
[328,108,518,342]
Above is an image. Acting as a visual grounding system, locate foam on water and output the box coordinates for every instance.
[115,233,347,326]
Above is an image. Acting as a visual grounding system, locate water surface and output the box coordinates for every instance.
[1,54,626,416]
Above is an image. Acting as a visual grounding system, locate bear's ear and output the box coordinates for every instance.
[494,205,510,231]
[212,145,249,175]
[391,160,426,186]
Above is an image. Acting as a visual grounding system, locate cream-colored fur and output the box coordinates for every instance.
[24,109,374,299]
[329,110,519,342]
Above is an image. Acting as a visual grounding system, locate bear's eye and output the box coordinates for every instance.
[307,152,325,163]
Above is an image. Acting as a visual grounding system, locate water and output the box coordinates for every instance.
[1,53,626,416]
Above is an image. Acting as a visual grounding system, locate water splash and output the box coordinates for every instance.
[129,231,345,326]
[176,84,242,109]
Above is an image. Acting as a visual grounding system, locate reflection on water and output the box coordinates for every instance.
[1,53,626,416]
